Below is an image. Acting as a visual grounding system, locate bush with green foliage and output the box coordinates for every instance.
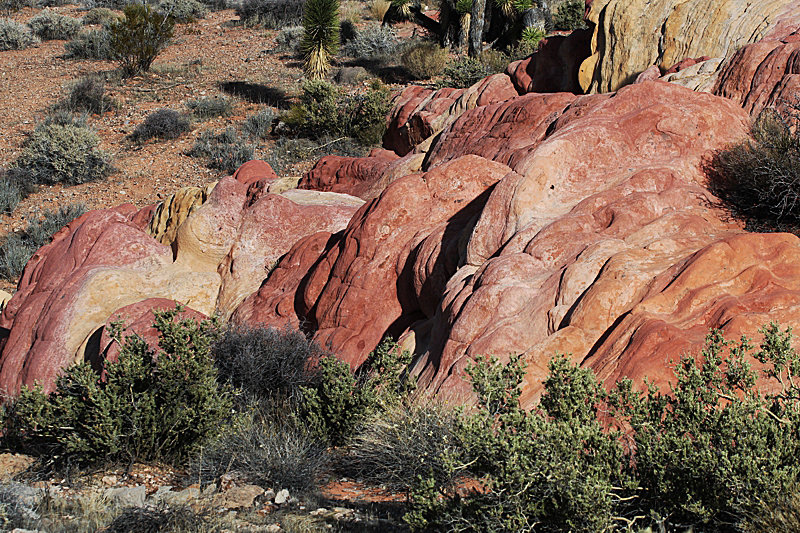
[235,0,304,28]
[441,56,492,88]
[27,11,82,40]
[401,41,448,80]
[407,323,800,532]
[708,107,800,233]
[0,0,32,14]
[3,307,232,466]
[273,24,304,57]
[188,127,254,174]
[300,338,415,446]
[266,135,368,175]
[0,203,86,280]
[11,114,113,187]
[552,0,587,31]
[64,28,113,59]
[301,0,339,79]
[186,95,232,119]
[341,23,398,62]
[109,3,174,76]
[285,79,391,146]
[158,0,208,23]
[0,18,38,50]
[129,108,190,143]
[53,77,116,115]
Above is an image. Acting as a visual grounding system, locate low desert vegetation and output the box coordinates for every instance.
[129,108,191,143]
[235,0,305,28]
[0,17,38,50]
[27,10,82,41]
[186,95,233,119]
[52,76,116,115]
[0,203,86,280]
[708,105,800,233]
[188,127,255,174]
[64,28,113,59]
[109,3,175,76]
[552,0,588,31]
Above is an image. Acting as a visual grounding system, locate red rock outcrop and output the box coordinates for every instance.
[298,149,401,199]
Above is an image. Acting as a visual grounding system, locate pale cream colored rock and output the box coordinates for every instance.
[582,0,794,93]
[660,57,724,92]
[147,183,216,245]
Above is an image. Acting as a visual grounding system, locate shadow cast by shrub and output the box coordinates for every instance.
[218,81,290,108]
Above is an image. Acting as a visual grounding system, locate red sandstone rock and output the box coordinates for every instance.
[232,160,279,187]
[298,149,401,199]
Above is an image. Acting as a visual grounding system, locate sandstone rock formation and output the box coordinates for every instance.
[0,165,363,396]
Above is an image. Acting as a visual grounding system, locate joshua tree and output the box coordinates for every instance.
[302,0,340,80]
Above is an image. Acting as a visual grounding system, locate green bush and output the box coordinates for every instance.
[0,18,38,50]
[708,107,800,233]
[188,127,254,174]
[273,24,304,57]
[12,115,113,186]
[0,0,32,14]
[408,324,800,532]
[109,3,175,76]
[300,338,415,446]
[0,203,86,280]
[53,76,116,115]
[64,28,113,59]
[4,306,233,466]
[401,41,448,80]
[441,56,492,88]
[129,108,190,143]
[552,0,587,31]
[285,79,391,146]
[235,0,304,28]
[27,10,82,40]
[186,95,232,119]
[158,0,208,23]
[266,135,368,175]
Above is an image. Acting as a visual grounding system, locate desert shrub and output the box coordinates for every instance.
[12,116,112,186]
[0,18,38,50]
[64,28,113,59]
[188,127,254,174]
[284,79,391,145]
[441,56,492,88]
[109,3,175,76]
[708,107,800,232]
[401,41,448,80]
[479,48,509,73]
[302,0,339,80]
[53,76,116,115]
[235,0,304,28]
[107,506,207,533]
[273,24,303,56]
[197,0,227,10]
[0,0,32,14]
[552,0,587,31]
[0,483,40,530]
[82,7,119,26]
[300,338,415,446]
[186,95,232,119]
[191,407,330,492]
[158,0,207,23]
[520,25,545,47]
[342,403,463,493]
[0,203,86,280]
[27,10,82,40]
[4,306,232,466]
[267,135,368,175]
[368,0,389,20]
[0,167,36,215]
[241,108,274,140]
[341,23,397,61]
[211,324,325,407]
[129,108,190,143]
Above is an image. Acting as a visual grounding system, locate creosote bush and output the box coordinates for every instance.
[4,306,233,466]
[28,11,82,41]
[0,203,86,280]
[109,3,174,76]
[552,0,587,31]
[0,18,39,50]
[129,108,190,143]
[440,55,493,88]
[11,113,113,187]
[188,127,254,174]
[401,40,448,80]
[708,106,800,233]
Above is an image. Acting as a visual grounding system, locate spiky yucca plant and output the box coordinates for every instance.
[302,0,340,80]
